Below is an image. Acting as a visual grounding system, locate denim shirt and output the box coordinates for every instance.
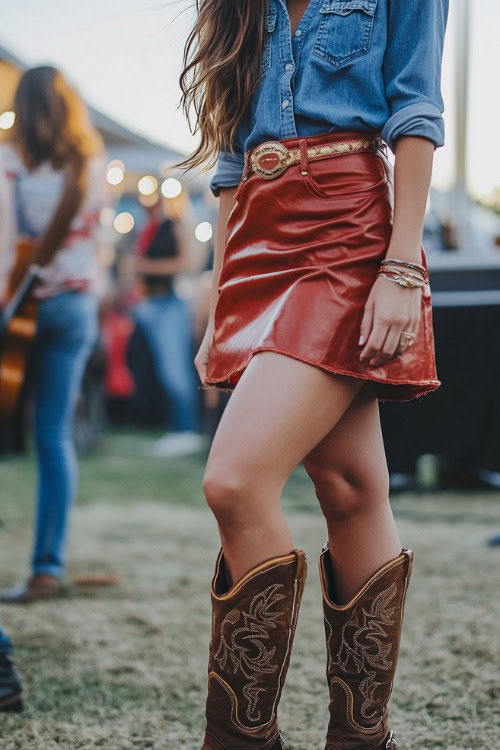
[210,0,449,196]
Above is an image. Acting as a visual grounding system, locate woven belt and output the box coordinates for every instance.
[246,135,385,181]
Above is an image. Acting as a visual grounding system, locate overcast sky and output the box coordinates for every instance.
[1,0,499,196]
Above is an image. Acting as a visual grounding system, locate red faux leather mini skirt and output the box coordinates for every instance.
[204,129,441,402]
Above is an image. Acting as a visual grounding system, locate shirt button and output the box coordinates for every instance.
[294,29,302,37]
[282,99,290,109]
[285,63,294,71]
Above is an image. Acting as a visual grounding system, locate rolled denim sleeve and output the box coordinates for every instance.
[210,148,245,197]
[381,0,449,152]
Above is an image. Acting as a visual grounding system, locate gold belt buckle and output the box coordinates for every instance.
[250,141,290,180]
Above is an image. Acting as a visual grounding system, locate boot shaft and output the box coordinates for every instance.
[203,548,307,749]
[320,546,413,750]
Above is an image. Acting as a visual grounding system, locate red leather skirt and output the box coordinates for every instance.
[204,130,441,402]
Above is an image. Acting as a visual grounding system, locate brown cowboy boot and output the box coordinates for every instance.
[201,548,307,750]
[319,543,413,750]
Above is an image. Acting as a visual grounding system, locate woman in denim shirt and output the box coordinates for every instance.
[180,2,448,748]
[213,0,447,192]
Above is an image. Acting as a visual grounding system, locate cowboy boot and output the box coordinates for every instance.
[319,543,413,750]
[202,548,307,750]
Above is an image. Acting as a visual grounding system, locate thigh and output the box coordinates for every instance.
[206,351,364,490]
[302,381,387,478]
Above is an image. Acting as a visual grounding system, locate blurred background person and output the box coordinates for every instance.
[0,66,106,603]
[130,198,202,457]
[0,146,23,712]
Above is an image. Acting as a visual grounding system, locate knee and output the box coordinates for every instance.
[303,459,389,524]
[202,467,254,529]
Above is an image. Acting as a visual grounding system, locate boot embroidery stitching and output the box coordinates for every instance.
[333,582,398,720]
[214,583,286,723]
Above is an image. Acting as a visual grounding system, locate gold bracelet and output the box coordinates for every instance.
[380,262,428,284]
[378,272,426,289]
[380,267,427,284]
[381,257,426,272]
[381,258,428,282]
[378,267,426,282]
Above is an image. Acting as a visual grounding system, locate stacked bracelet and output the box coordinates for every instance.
[378,271,426,289]
[381,258,426,272]
[378,257,428,289]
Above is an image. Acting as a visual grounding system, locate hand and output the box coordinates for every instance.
[359,275,421,367]
[194,319,215,384]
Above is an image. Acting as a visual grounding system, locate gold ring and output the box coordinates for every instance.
[400,332,416,344]
[397,333,414,353]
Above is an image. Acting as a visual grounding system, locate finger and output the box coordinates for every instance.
[399,310,420,353]
[395,328,418,359]
[410,312,421,338]
[371,324,403,366]
[359,302,374,348]
[409,293,423,337]
[360,319,388,363]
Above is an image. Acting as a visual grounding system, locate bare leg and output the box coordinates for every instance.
[303,383,401,604]
[203,352,363,583]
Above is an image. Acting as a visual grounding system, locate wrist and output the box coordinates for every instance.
[385,243,422,264]
[378,258,428,289]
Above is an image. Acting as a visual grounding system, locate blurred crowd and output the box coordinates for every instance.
[0,65,227,468]
[0,67,227,710]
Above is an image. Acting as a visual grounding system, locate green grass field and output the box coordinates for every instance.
[0,431,499,749]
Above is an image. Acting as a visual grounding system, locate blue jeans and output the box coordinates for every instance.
[0,625,11,654]
[31,292,98,578]
[132,294,198,432]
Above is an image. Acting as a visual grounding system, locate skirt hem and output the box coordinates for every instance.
[201,347,441,403]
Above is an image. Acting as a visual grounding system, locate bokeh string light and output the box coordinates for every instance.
[0,111,16,130]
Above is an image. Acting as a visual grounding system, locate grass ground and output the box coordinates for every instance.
[0,431,499,749]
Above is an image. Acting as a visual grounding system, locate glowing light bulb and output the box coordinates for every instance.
[195,221,213,243]
[114,212,135,234]
[161,177,182,199]
[106,161,125,186]
[0,111,16,130]
[138,175,158,196]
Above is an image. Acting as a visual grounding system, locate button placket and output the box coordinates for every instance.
[279,16,297,138]
[277,0,318,139]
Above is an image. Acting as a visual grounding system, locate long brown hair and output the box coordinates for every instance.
[11,67,103,264]
[178,0,267,171]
